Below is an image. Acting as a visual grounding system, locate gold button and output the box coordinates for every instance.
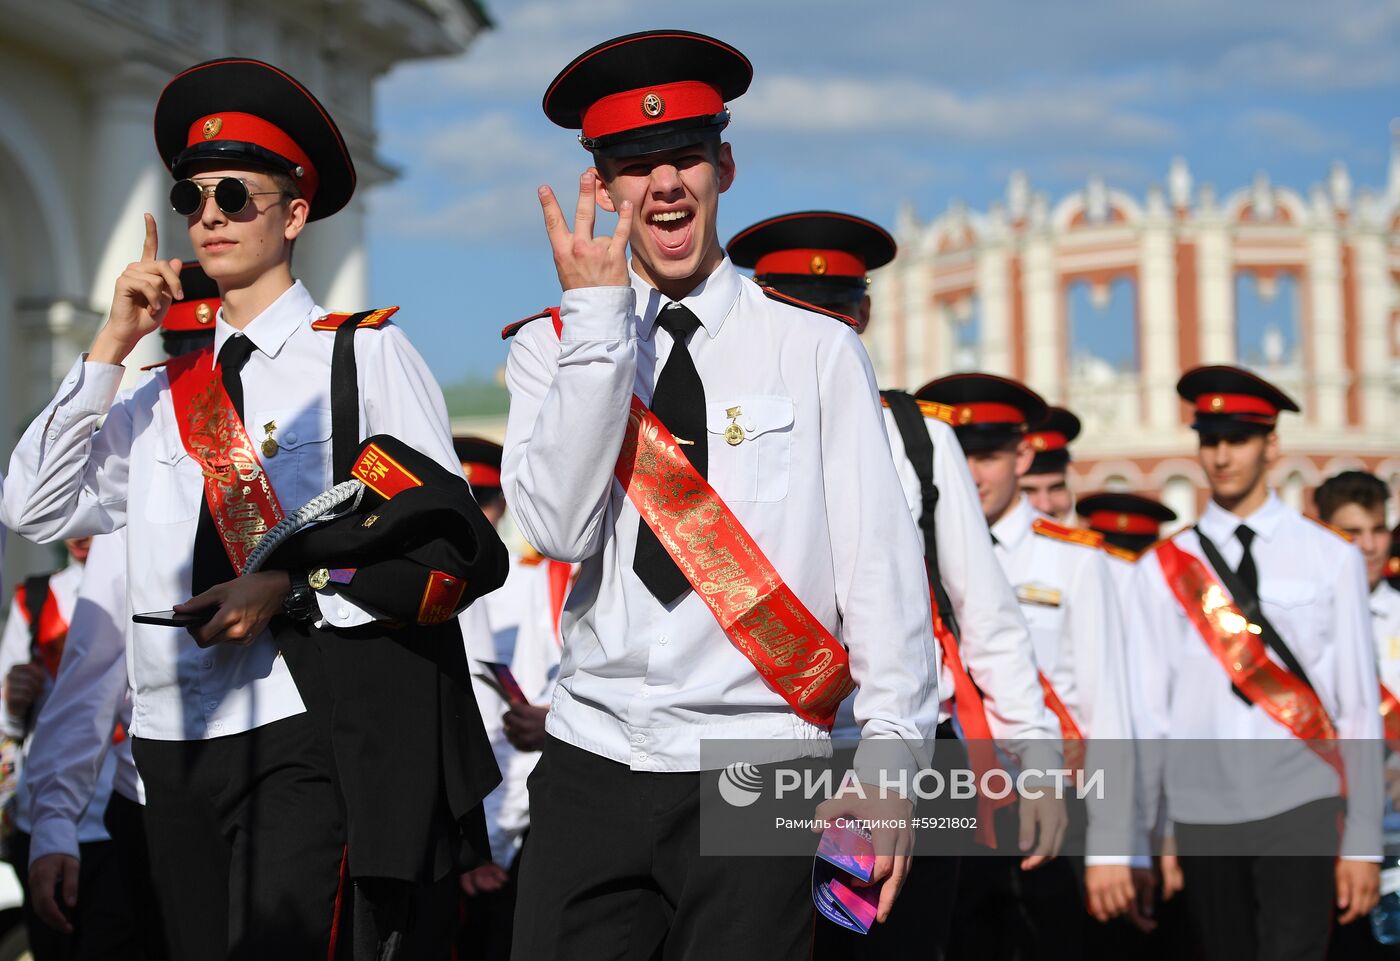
[202,117,223,140]
[641,92,665,118]
[809,254,827,275]
[724,423,745,446]
[195,303,213,325]
[308,569,330,590]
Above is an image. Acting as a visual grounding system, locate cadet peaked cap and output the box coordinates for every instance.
[155,58,355,221]
[1177,365,1299,435]
[453,436,504,491]
[543,30,751,158]
[1024,406,1082,474]
[163,263,220,332]
[727,211,897,305]
[268,435,509,627]
[916,373,1048,452]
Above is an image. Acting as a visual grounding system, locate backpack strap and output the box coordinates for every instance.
[330,311,379,483]
[21,574,51,660]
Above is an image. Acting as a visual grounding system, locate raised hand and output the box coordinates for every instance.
[539,172,633,291]
[90,214,184,364]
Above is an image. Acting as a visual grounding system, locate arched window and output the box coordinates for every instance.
[1235,270,1300,372]
[1163,475,1198,526]
[1067,276,1138,376]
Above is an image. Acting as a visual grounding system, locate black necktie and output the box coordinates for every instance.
[191,335,257,595]
[1233,525,1259,603]
[634,304,707,604]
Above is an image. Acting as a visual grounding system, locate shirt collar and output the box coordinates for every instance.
[1198,490,1286,545]
[991,495,1035,550]
[1374,580,1400,611]
[632,257,741,342]
[212,280,315,360]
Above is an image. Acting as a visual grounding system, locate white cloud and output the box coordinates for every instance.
[1233,109,1341,154]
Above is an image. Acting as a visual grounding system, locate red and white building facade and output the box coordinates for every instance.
[866,135,1400,525]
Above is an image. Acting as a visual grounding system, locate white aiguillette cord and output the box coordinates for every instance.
[240,479,367,576]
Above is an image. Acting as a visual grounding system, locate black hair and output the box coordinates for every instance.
[1314,470,1390,523]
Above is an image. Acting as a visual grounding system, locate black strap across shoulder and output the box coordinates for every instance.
[22,573,51,660]
[331,311,376,483]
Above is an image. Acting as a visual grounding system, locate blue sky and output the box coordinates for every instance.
[366,0,1400,388]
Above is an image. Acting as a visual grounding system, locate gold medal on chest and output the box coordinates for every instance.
[261,421,279,458]
[724,406,745,446]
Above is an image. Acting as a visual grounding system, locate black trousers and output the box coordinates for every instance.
[509,736,813,961]
[13,827,136,960]
[1176,797,1342,961]
[132,713,347,961]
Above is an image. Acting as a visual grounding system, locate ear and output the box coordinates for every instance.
[283,197,311,241]
[716,142,736,195]
[1263,431,1281,468]
[590,165,618,214]
[857,295,872,331]
[1013,439,1035,477]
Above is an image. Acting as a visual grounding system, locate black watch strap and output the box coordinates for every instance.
[283,569,319,622]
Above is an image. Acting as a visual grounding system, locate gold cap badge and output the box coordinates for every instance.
[1209,395,1225,412]
[1031,436,1047,450]
[809,254,827,275]
[202,117,223,140]
[642,93,665,118]
[958,406,974,425]
[195,303,213,325]
[1116,514,1130,530]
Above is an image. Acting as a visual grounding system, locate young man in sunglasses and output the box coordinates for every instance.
[2,59,498,959]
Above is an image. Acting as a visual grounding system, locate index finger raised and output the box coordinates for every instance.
[141,213,159,262]
[538,186,572,251]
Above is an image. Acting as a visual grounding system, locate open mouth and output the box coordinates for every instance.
[647,209,694,258]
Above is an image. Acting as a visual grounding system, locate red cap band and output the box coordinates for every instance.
[753,248,866,279]
[953,402,1028,427]
[1088,511,1161,536]
[581,80,724,140]
[188,112,319,202]
[1026,430,1068,452]
[462,464,502,487]
[1193,392,1277,418]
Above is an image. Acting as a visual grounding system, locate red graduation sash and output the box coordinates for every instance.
[1380,682,1400,753]
[933,598,1008,846]
[167,347,285,575]
[1156,539,1344,789]
[14,585,68,678]
[1038,673,1086,771]
[614,395,854,728]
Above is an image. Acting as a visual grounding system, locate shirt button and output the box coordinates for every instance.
[284,431,299,445]
[204,699,217,712]
[639,689,650,698]
[46,430,57,442]
[658,635,668,646]
[202,657,213,669]
[337,607,349,620]
[637,753,649,762]
[633,733,645,744]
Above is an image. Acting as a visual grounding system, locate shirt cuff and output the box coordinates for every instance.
[558,287,636,343]
[314,589,377,629]
[70,358,124,415]
[852,737,929,801]
[28,815,80,866]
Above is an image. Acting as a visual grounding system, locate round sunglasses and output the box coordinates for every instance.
[169,177,289,217]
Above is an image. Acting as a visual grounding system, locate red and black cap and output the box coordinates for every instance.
[1177,365,1299,435]
[543,30,752,158]
[1076,492,1177,553]
[453,436,503,493]
[154,58,355,221]
[1025,406,1081,475]
[726,211,896,308]
[162,263,220,332]
[916,373,1048,452]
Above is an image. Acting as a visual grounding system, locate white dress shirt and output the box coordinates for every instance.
[1127,493,1381,859]
[23,531,137,864]
[1,281,459,741]
[502,258,938,781]
[0,557,119,844]
[831,411,1058,768]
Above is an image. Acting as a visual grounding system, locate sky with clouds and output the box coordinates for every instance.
[366,0,1400,387]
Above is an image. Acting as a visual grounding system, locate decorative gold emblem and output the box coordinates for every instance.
[641,92,665,118]
[202,117,223,140]
[1031,435,1047,450]
[724,406,745,446]
[308,568,330,590]
[362,513,380,528]
[261,421,278,458]
[1116,513,1130,531]
[958,406,974,425]
[1209,395,1225,412]
[809,254,827,275]
[195,303,213,325]
[462,464,473,480]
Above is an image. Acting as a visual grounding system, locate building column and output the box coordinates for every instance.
[977,239,1012,376]
[1305,215,1347,429]
[1351,227,1391,432]
[84,59,173,377]
[1138,201,1179,431]
[900,255,932,386]
[1195,212,1234,364]
[296,193,369,310]
[1022,230,1058,399]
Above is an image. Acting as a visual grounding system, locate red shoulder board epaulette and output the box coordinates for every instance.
[140,360,171,372]
[1102,543,1140,563]
[877,396,958,425]
[1032,517,1103,549]
[502,307,563,340]
[1305,515,1353,542]
[311,306,400,331]
[760,287,858,329]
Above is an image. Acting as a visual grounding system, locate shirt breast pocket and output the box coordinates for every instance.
[1018,589,1066,669]
[704,395,793,503]
[1258,580,1324,653]
[253,407,335,510]
[144,440,204,525]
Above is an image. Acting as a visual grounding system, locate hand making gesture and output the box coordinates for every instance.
[539,171,634,291]
[90,213,184,365]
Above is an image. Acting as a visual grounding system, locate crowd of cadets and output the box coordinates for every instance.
[0,26,1394,961]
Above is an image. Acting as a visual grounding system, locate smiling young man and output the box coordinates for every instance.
[501,31,938,961]
[1127,367,1381,961]
[1,59,503,960]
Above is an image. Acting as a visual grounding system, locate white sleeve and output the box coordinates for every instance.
[1,358,131,543]
[502,289,638,563]
[25,531,129,865]
[1331,545,1382,860]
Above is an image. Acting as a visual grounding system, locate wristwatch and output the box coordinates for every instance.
[282,569,319,623]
